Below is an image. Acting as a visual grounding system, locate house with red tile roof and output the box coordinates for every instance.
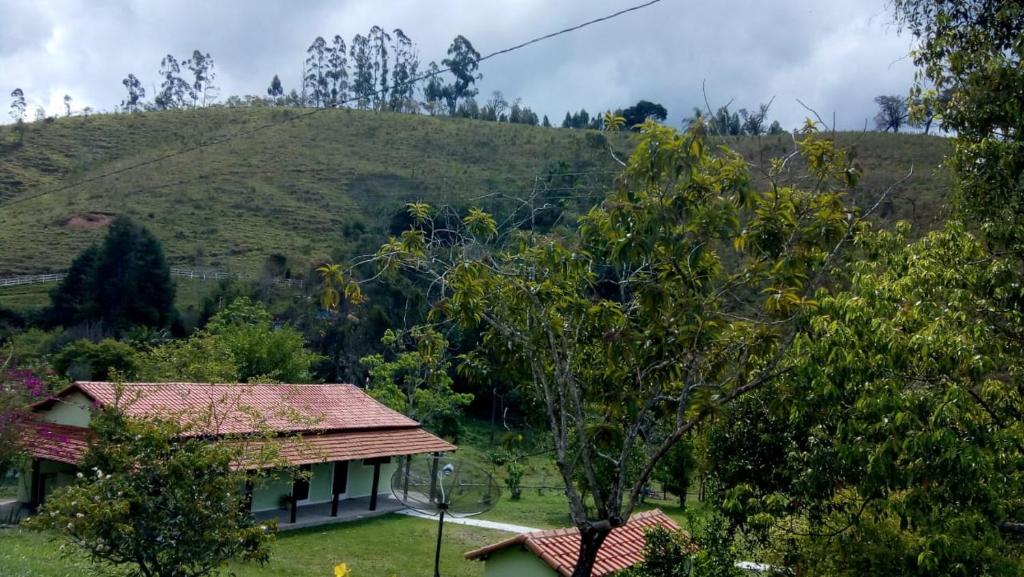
[464,509,685,577]
[18,381,454,525]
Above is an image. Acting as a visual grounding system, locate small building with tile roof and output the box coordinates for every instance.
[464,509,685,577]
[18,381,454,525]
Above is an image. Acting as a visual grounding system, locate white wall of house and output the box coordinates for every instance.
[481,548,559,577]
[249,459,397,512]
[38,391,92,427]
[251,470,293,511]
[346,459,397,499]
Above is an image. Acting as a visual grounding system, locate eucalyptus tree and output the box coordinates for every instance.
[360,119,858,577]
[440,35,481,115]
[349,33,373,109]
[186,50,216,107]
[327,35,348,106]
[156,54,188,109]
[122,73,145,112]
[421,61,446,116]
[9,88,25,122]
[368,25,391,110]
[388,28,418,112]
[304,37,329,108]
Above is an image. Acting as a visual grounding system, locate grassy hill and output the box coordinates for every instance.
[0,108,951,280]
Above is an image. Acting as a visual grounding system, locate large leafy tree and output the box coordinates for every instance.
[373,120,857,577]
[141,297,320,383]
[695,3,1024,573]
[26,405,276,577]
[873,94,910,132]
[705,224,1024,576]
[619,100,668,130]
[359,326,472,436]
[895,0,1024,251]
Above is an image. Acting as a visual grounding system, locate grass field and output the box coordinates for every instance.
[0,108,624,276]
[0,108,949,278]
[0,515,503,577]
[0,494,704,577]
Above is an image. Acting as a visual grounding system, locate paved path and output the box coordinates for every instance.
[395,508,539,533]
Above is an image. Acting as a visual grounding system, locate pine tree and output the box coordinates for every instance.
[47,218,175,334]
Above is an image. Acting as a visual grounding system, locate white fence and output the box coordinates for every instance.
[0,268,305,289]
[0,273,65,287]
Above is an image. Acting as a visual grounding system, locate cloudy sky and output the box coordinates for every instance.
[0,0,917,129]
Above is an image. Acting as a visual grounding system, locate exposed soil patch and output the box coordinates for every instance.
[62,212,115,230]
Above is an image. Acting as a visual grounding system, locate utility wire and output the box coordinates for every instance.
[0,0,665,210]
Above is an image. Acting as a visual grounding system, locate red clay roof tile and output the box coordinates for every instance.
[234,428,456,468]
[26,382,455,468]
[22,421,92,465]
[465,509,685,577]
[35,382,420,435]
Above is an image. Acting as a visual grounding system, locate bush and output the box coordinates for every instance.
[52,339,139,381]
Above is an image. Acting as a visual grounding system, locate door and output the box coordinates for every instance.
[332,461,349,497]
[292,464,312,502]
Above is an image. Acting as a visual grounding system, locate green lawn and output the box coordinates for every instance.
[0,514,505,577]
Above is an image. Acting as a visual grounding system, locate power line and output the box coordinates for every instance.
[0,0,664,209]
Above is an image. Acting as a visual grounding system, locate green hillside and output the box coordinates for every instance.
[0,108,951,279]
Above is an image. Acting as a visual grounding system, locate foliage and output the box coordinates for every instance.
[873,95,910,132]
[47,217,175,334]
[0,359,50,479]
[142,297,320,383]
[683,6,1024,574]
[618,526,697,577]
[52,338,139,380]
[702,223,1024,576]
[440,35,481,115]
[121,73,146,112]
[653,437,697,508]
[25,405,275,577]
[618,100,668,130]
[895,0,1024,251]
[9,88,26,123]
[490,432,527,500]
[376,119,858,576]
[359,326,471,436]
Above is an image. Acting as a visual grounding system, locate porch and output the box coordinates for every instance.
[252,495,406,530]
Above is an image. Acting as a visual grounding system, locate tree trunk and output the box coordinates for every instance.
[570,525,611,577]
